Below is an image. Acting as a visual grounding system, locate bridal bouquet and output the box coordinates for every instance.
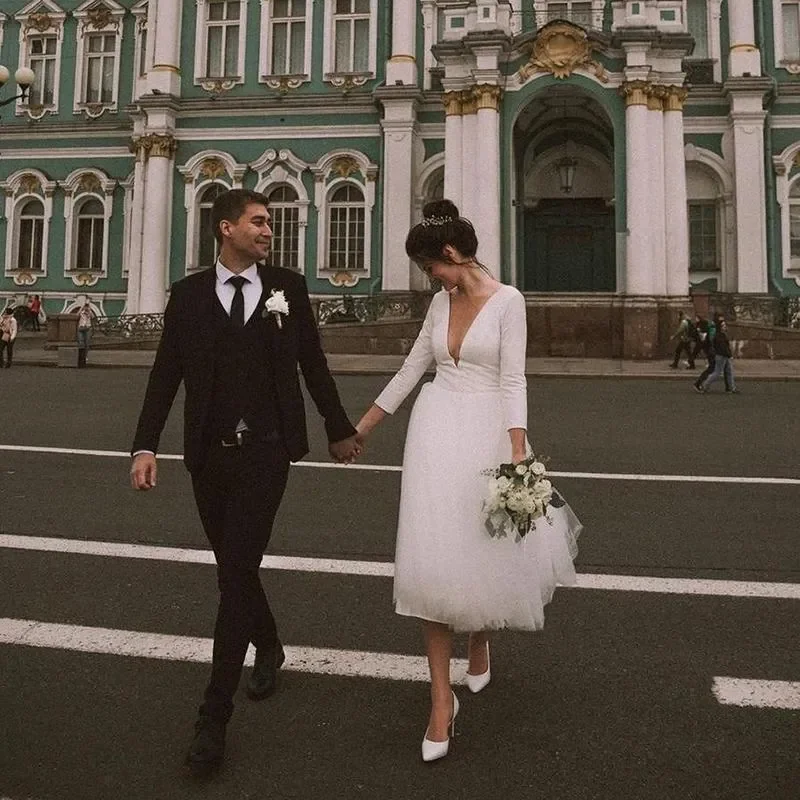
[481,456,555,542]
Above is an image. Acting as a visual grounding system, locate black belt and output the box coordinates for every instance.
[219,429,281,448]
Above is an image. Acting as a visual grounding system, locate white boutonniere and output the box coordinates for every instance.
[263,289,290,329]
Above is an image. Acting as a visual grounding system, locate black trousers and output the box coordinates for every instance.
[671,339,694,367]
[0,339,13,367]
[191,437,290,721]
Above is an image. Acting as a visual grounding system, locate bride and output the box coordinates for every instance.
[355,200,582,762]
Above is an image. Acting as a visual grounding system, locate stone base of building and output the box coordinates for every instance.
[319,293,800,359]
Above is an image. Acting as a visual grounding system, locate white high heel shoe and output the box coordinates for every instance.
[465,643,491,694]
[421,691,459,763]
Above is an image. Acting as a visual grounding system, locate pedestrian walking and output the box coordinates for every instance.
[76,302,93,368]
[0,307,18,368]
[690,314,706,364]
[669,311,695,369]
[700,318,738,393]
[130,188,360,776]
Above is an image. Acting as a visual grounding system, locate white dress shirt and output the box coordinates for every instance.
[215,261,262,323]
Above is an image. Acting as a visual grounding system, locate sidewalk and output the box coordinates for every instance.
[9,331,800,379]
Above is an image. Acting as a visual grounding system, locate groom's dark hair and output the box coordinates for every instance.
[212,188,270,245]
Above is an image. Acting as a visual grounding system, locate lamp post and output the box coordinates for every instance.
[556,155,578,194]
[0,65,36,114]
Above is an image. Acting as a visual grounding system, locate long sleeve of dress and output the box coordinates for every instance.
[373,296,437,414]
[499,290,528,431]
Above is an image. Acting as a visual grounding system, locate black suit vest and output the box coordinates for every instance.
[207,302,281,438]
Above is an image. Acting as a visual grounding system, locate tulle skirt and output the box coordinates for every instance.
[393,381,582,632]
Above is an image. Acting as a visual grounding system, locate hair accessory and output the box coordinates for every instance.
[421,216,455,227]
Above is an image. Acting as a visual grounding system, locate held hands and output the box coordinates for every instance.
[329,434,362,465]
[130,453,158,490]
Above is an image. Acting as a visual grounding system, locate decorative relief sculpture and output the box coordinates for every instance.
[518,22,608,83]
[330,157,361,179]
[199,158,227,180]
[26,11,53,33]
[86,5,114,30]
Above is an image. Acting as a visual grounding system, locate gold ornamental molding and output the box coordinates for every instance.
[19,175,42,195]
[519,22,609,83]
[199,157,227,180]
[460,89,477,115]
[86,5,115,30]
[13,271,38,287]
[663,85,689,112]
[389,55,416,63]
[647,85,666,112]
[443,91,462,117]
[137,134,178,160]
[474,84,502,111]
[330,156,361,178]
[77,174,102,194]
[26,12,54,33]
[620,80,650,107]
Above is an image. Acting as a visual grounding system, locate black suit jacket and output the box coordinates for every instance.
[131,264,356,473]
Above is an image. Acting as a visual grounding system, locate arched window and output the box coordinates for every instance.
[198,183,227,269]
[426,170,445,204]
[75,198,105,271]
[789,182,800,270]
[268,185,300,270]
[17,199,45,271]
[328,184,365,271]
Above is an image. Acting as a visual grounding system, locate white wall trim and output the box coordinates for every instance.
[193,0,248,86]
[323,0,378,82]
[773,0,800,72]
[772,141,800,285]
[259,0,313,85]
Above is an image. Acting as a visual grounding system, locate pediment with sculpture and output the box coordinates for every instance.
[518,21,609,83]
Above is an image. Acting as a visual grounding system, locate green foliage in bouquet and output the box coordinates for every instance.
[481,455,558,542]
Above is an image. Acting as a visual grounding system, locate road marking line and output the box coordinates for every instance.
[2,534,800,599]
[2,443,799,485]
[712,677,800,710]
[0,618,466,683]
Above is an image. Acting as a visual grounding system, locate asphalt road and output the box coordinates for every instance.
[0,366,798,800]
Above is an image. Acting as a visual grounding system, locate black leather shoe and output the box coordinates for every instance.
[247,642,286,701]
[186,715,226,776]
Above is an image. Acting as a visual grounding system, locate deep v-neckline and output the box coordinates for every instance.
[446,285,504,367]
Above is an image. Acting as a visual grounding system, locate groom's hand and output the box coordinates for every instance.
[130,453,158,490]
[329,435,361,465]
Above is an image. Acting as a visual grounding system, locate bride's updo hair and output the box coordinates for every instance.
[405,199,479,267]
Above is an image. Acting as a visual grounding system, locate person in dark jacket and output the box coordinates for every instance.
[699,318,738,393]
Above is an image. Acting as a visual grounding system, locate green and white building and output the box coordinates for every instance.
[1,0,799,352]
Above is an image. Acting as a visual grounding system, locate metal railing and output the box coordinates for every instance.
[93,313,165,339]
[315,293,430,326]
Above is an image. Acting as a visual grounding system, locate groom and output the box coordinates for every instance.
[130,188,360,774]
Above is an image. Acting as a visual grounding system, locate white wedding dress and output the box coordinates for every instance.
[375,284,582,632]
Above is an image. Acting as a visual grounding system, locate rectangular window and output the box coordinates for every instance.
[206,0,241,77]
[545,1,592,26]
[689,202,719,271]
[333,0,370,73]
[270,0,306,75]
[76,218,104,270]
[783,2,800,61]
[18,218,44,270]
[687,0,709,59]
[85,33,116,103]
[28,36,58,106]
[790,206,800,263]
[329,207,365,270]
[271,205,300,269]
[138,24,148,77]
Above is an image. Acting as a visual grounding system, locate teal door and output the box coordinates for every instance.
[523,199,615,292]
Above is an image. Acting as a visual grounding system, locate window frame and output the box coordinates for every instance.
[323,0,378,83]
[260,0,313,85]
[178,150,248,274]
[62,169,115,284]
[194,0,247,86]
[132,0,152,100]
[266,184,302,271]
[14,0,67,119]
[16,198,47,273]
[72,0,125,117]
[1,170,56,284]
[688,200,720,273]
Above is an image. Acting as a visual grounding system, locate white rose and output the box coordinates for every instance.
[496,476,511,492]
[515,463,528,476]
[530,461,546,476]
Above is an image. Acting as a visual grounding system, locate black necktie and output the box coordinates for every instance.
[228,275,247,328]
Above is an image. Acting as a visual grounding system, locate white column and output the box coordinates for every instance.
[125,144,147,314]
[727,0,761,77]
[149,0,183,95]
[663,87,690,296]
[460,89,478,222]
[647,87,667,295]
[443,91,463,208]
[622,82,653,295]
[474,84,502,276]
[386,0,418,85]
[138,135,176,313]
[730,96,768,292]
[380,96,418,291]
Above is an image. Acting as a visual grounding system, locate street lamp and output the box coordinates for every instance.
[0,65,36,110]
[556,155,578,194]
